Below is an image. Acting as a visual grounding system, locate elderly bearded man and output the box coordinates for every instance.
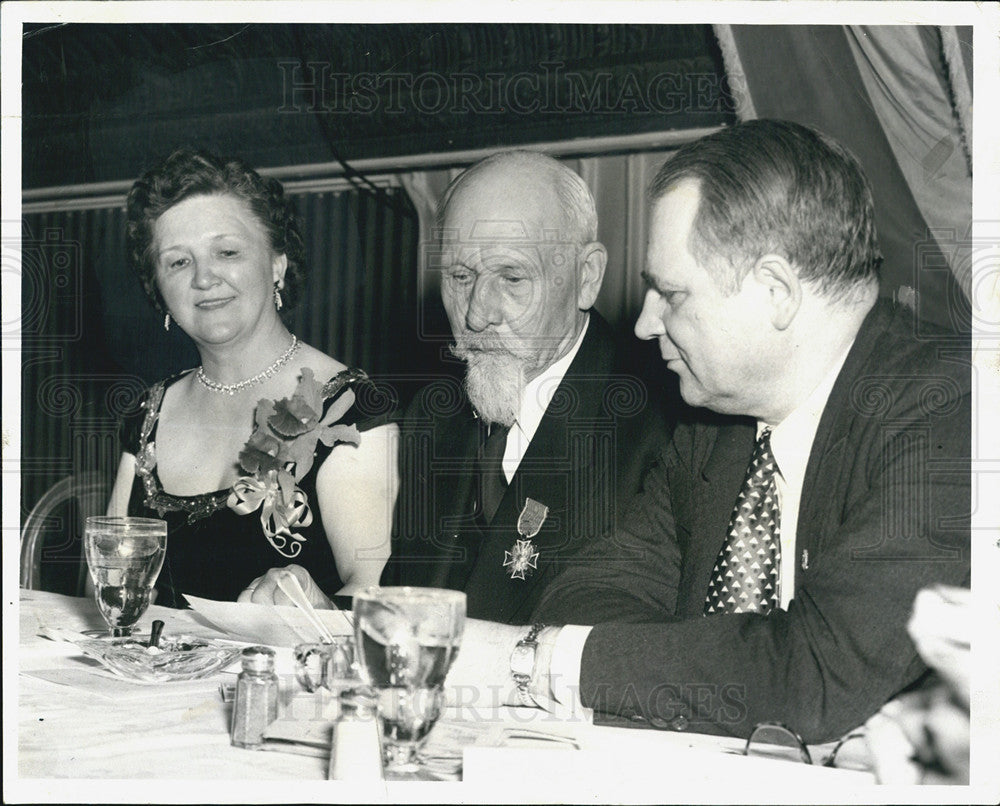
[380,150,674,624]
[239,152,671,614]
[446,121,970,744]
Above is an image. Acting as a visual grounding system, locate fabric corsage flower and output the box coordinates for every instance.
[228,367,365,557]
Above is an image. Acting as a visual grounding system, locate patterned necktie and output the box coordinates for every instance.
[704,427,782,615]
[480,423,511,523]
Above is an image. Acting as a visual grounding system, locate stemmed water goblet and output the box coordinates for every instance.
[83,516,167,638]
[352,586,466,774]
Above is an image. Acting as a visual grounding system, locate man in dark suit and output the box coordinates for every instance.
[380,151,673,624]
[447,121,970,744]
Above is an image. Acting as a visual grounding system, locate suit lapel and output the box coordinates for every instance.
[491,314,612,539]
[796,301,891,573]
[428,408,483,590]
[467,315,613,622]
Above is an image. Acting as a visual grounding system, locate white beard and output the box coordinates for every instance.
[451,334,538,428]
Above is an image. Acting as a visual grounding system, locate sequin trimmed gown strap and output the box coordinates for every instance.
[119,368,377,608]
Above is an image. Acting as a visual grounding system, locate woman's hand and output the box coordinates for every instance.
[238,564,335,610]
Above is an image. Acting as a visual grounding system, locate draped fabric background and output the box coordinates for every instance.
[20,187,419,593]
[843,26,973,298]
[712,24,973,333]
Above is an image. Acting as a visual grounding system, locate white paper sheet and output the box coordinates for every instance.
[183,594,353,646]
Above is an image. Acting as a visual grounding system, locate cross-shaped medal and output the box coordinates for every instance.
[504,498,548,580]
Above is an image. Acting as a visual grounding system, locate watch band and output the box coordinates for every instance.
[511,622,546,705]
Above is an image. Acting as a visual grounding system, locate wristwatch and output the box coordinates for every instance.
[510,622,545,705]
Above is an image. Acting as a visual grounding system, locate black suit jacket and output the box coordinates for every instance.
[535,299,971,742]
[381,312,674,624]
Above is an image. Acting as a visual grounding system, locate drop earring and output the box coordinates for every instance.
[273,283,283,311]
[164,313,171,331]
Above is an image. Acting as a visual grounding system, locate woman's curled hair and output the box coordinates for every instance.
[125,148,306,315]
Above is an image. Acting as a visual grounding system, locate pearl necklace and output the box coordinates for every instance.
[196,335,300,396]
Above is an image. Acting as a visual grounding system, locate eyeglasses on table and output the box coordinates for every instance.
[740,722,866,768]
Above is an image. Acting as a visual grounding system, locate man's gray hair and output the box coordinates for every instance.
[435,150,599,245]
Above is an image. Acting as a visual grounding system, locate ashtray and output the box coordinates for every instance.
[76,633,244,683]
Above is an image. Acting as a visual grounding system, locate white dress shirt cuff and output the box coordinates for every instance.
[549,624,594,714]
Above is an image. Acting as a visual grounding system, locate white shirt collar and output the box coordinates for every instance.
[513,315,590,446]
[763,339,855,488]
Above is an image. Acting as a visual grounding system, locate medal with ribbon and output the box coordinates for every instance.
[504,497,549,580]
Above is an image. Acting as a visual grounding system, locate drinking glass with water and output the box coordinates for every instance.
[352,587,466,773]
[84,516,167,637]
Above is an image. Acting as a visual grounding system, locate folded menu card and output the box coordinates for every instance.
[183,595,353,646]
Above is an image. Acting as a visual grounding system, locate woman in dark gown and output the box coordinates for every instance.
[107,149,398,608]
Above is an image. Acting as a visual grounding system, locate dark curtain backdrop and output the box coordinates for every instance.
[23,23,730,188]
[21,186,420,593]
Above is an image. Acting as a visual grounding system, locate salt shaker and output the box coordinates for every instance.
[230,646,279,749]
[328,689,383,780]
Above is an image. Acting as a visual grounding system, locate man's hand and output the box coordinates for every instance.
[444,620,570,714]
[445,618,523,707]
[237,565,335,610]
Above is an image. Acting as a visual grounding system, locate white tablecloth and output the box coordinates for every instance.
[12,590,877,803]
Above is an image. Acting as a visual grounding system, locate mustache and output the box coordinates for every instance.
[451,332,535,361]
[452,332,511,352]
